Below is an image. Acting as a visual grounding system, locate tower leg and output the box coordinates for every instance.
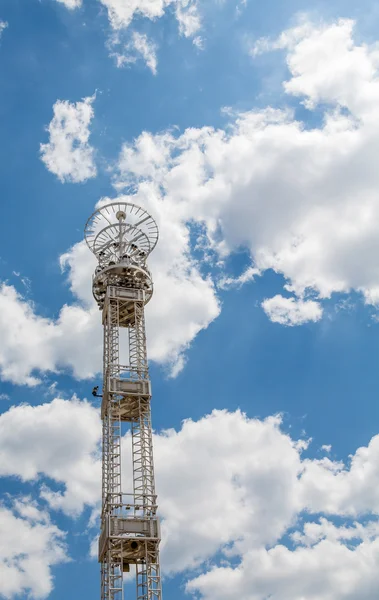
[136,544,162,600]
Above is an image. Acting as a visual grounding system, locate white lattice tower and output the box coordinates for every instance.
[85,202,162,600]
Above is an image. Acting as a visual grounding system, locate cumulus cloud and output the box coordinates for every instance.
[3,398,379,598]
[110,31,158,74]
[186,533,379,600]
[40,95,97,183]
[55,0,82,8]
[100,0,201,69]
[155,410,304,572]
[0,283,102,385]
[0,398,101,513]
[156,409,379,599]
[175,0,201,38]
[0,283,60,386]
[0,497,68,599]
[262,294,323,325]
[109,16,379,329]
[100,0,166,30]
[99,0,201,36]
[299,433,379,516]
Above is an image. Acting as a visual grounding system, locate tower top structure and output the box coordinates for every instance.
[85,201,159,259]
[84,201,158,310]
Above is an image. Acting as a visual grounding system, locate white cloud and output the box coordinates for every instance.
[100,0,166,30]
[3,399,379,598]
[110,16,379,328]
[99,0,201,69]
[110,32,158,74]
[250,18,315,57]
[131,32,158,74]
[40,95,97,183]
[186,532,379,600]
[193,35,204,49]
[155,409,379,599]
[218,265,260,289]
[282,19,377,114]
[0,284,60,386]
[0,398,101,514]
[99,0,201,37]
[0,21,7,37]
[252,17,379,115]
[60,240,97,307]
[155,410,304,573]
[262,295,323,325]
[55,0,82,9]
[291,517,379,547]
[321,444,332,453]
[0,283,102,385]
[176,0,201,38]
[362,286,379,306]
[299,433,379,516]
[0,497,68,599]
[155,403,379,594]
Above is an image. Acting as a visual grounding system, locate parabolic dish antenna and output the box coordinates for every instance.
[85,201,159,261]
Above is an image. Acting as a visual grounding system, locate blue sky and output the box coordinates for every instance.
[2,0,379,599]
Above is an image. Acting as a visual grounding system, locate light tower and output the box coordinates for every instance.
[85,201,162,600]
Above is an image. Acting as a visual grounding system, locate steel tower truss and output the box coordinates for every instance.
[85,202,162,600]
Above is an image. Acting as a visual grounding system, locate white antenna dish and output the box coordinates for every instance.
[85,201,159,261]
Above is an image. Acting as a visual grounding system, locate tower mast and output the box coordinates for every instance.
[85,201,162,600]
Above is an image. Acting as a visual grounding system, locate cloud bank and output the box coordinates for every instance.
[2,398,379,598]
